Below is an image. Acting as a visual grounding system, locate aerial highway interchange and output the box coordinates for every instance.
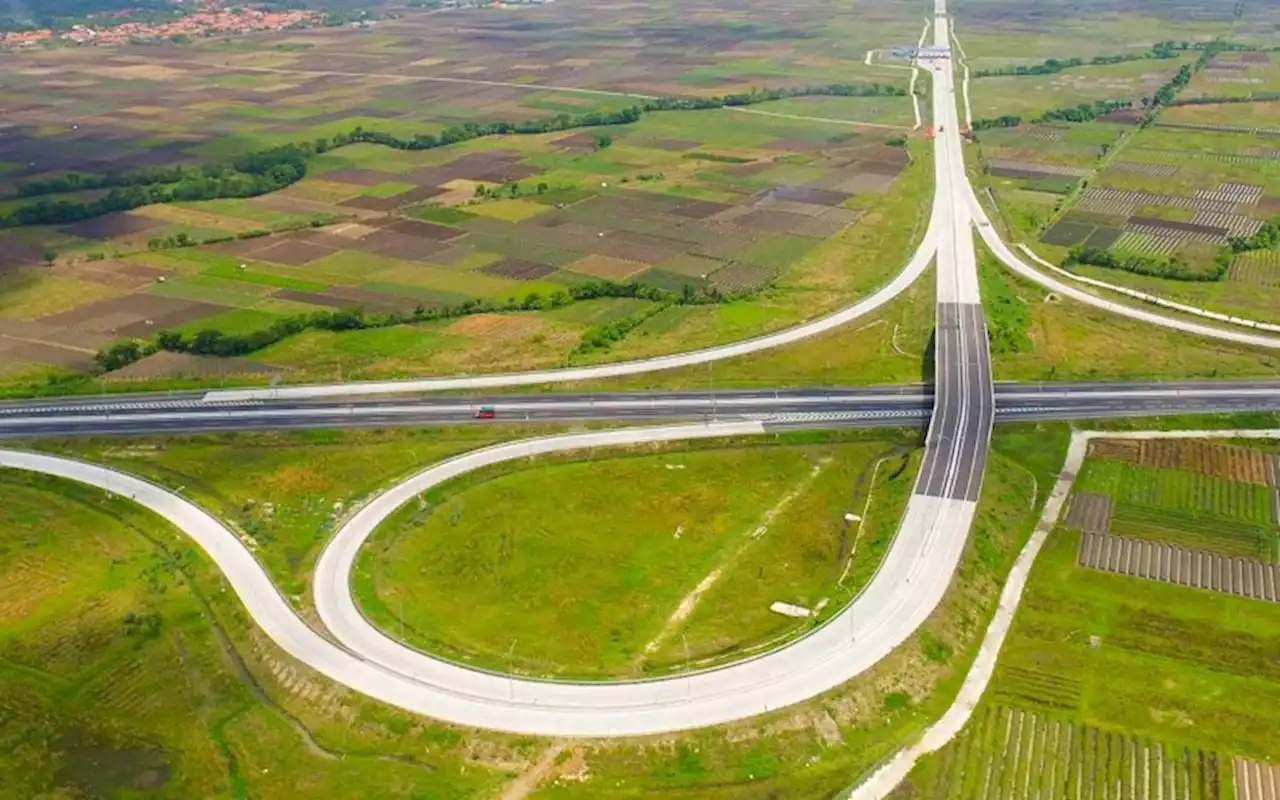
[2,0,1278,794]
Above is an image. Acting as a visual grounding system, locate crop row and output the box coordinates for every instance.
[927,705,1221,799]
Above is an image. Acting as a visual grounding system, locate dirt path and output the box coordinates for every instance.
[498,742,566,800]
[637,458,832,664]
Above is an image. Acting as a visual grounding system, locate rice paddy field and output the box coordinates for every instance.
[902,437,1280,800]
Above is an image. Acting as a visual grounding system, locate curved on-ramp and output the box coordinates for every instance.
[0,419,972,737]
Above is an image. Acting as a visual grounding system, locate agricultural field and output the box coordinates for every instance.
[0,0,935,396]
[969,56,1195,120]
[1003,98,1280,322]
[355,434,920,678]
[904,437,1280,800]
[0,107,923,395]
[3,424,1061,798]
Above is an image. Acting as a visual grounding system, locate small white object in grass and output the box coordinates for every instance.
[844,512,861,523]
[598,231,604,237]
[144,319,153,326]
[601,181,608,187]
[751,525,767,539]
[239,263,247,269]
[770,601,812,618]
[814,598,829,613]
[663,463,685,470]
[157,275,166,282]
[674,525,683,539]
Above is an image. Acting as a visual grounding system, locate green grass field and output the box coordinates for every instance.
[34,428,547,598]
[354,434,921,678]
[0,469,517,799]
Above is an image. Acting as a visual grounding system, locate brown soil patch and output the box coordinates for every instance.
[552,131,600,150]
[1063,492,1114,534]
[207,237,280,258]
[383,218,466,241]
[57,259,171,290]
[107,350,284,380]
[321,168,402,187]
[670,199,734,219]
[763,185,852,207]
[1128,216,1228,237]
[351,230,448,260]
[254,239,338,266]
[0,318,112,350]
[61,212,164,240]
[325,222,381,240]
[273,288,412,314]
[339,196,403,212]
[480,259,557,280]
[737,208,816,234]
[1256,196,1280,215]
[566,254,648,280]
[0,240,43,268]
[1137,440,1270,485]
[445,313,544,340]
[0,337,96,370]
[40,294,226,335]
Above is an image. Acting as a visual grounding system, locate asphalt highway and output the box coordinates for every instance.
[0,382,1277,438]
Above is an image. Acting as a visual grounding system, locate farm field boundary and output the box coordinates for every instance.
[845,427,1280,800]
[1016,243,1280,332]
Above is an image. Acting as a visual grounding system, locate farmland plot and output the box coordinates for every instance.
[1077,532,1280,600]
[1074,460,1274,525]
[925,705,1222,800]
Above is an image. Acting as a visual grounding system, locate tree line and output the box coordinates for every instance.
[3,145,310,227]
[970,99,1132,132]
[971,42,1181,79]
[95,278,728,372]
[4,81,904,229]
[1064,215,1279,284]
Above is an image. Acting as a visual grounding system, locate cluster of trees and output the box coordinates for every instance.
[95,278,728,372]
[576,305,666,354]
[971,115,1022,131]
[1036,99,1133,124]
[971,42,1182,79]
[1229,217,1280,253]
[5,81,905,230]
[971,100,1133,131]
[1065,246,1223,281]
[2,145,311,228]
